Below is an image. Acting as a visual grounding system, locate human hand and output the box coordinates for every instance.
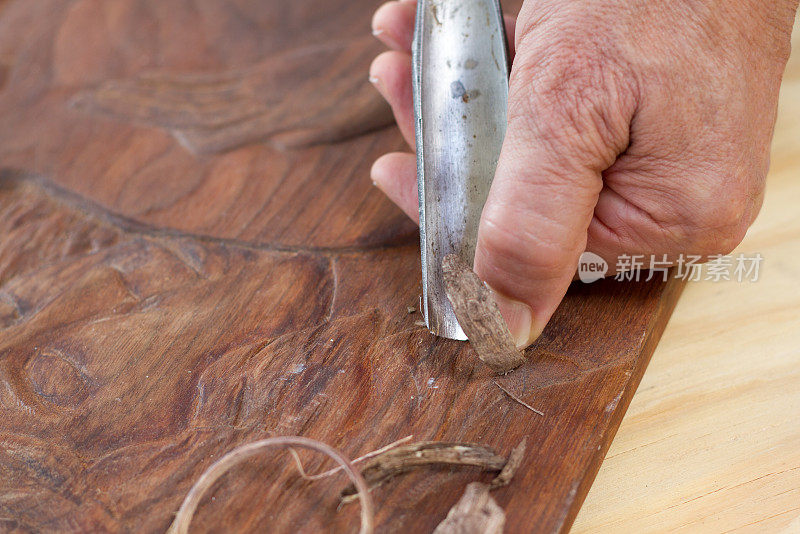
[369,0,798,347]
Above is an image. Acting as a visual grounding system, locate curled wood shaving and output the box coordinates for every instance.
[341,442,505,502]
[441,255,526,374]
[289,435,413,481]
[167,436,374,534]
[490,438,527,489]
[434,439,527,534]
[433,482,505,534]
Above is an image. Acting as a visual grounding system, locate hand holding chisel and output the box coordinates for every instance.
[370,0,797,347]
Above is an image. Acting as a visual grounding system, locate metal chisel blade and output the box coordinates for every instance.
[413,0,510,339]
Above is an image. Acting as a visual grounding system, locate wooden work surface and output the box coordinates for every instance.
[0,0,749,532]
[573,19,800,534]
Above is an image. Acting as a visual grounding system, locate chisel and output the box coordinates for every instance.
[412,0,510,339]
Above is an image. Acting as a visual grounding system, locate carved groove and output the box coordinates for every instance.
[71,38,394,155]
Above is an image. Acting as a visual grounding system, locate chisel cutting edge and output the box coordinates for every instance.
[412,0,510,339]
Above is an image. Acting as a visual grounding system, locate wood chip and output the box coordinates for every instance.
[433,439,526,533]
[441,255,526,374]
[341,442,505,501]
[432,482,505,534]
[490,438,527,489]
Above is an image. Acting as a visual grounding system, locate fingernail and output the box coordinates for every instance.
[370,159,387,191]
[490,290,540,349]
[368,76,386,99]
[372,27,405,50]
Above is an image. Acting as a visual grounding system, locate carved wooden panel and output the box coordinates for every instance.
[0,1,684,532]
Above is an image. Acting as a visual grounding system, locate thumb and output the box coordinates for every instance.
[473,40,636,348]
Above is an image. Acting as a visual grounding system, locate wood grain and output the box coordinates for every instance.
[0,1,685,532]
[70,36,393,154]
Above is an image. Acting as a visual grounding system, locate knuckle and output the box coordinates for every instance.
[641,151,769,255]
[683,223,745,257]
[680,189,751,255]
[699,195,747,231]
[702,229,746,257]
[509,32,636,166]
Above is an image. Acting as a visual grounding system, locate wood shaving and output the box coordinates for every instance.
[493,380,544,416]
[289,435,413,481]
[433,482,505,534]
[433,439,527,533]
[341,441,505,502]
[167,436,374,534]
[490,438,527,489]
[441,254,526,374]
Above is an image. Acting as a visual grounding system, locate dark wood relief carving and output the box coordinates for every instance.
[71,37,393,154]
[0,1,684,532]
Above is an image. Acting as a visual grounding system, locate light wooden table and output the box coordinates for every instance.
[572,20,800,534]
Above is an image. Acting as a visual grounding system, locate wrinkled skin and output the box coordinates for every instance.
[369,0,798,347]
